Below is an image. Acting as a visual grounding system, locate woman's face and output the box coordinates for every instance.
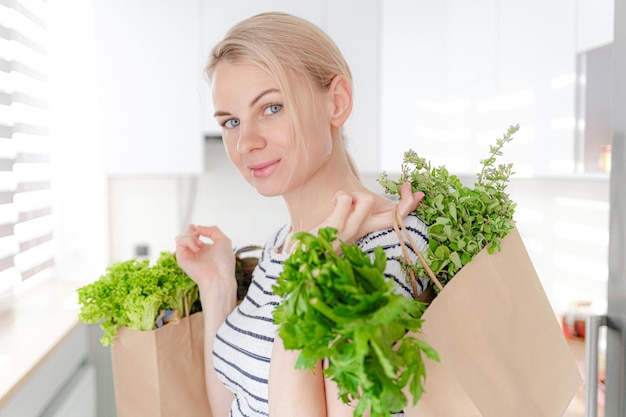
[211,62,333,197]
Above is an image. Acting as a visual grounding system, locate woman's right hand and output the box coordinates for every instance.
[314,182,423,246]
[175,225,237,293]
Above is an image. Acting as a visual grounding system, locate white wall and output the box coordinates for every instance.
[107,140,288,263]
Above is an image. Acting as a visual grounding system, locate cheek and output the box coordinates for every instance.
[301,108,332,156]
[222,138,243,169]
[308,125,333,160]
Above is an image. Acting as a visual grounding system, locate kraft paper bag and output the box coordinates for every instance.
[111,311,212,417]
[404,227,582,417]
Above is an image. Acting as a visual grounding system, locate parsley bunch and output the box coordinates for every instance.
[273,228,439,417]
[378,124,519,289]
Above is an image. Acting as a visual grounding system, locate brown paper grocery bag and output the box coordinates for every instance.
[402,227,582,417]
[111,311,212,417]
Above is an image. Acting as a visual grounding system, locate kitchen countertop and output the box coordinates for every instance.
[0,279,82,408]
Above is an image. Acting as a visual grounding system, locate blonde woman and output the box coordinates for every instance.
[175,12,429,417]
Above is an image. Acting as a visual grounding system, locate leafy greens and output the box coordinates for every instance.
[273,228,439,417]
[77,251,200,346]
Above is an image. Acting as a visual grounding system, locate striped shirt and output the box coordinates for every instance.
[213,213,429,416]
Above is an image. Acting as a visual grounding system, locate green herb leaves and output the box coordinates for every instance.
[378,124,519,288]
[273,228,439,417]
[77,251,200,346]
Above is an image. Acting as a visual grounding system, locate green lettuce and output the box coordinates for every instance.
[77,251,200,346]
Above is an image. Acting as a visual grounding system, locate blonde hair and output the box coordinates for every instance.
[206,12,360,177]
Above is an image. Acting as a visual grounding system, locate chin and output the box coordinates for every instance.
[255,189,281,198]
[249,181,285,198]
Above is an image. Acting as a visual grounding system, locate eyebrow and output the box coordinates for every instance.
[213,88,280,118]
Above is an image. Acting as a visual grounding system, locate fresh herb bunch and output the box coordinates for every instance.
[77,251,201,346]
[273,228,439,417]
[378,124,519,289]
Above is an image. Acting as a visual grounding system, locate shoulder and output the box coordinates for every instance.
[257,223,291,264]
[264,223,291,250]
[356,212,429,299]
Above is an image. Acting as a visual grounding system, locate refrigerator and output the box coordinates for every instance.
[586,1,626,416]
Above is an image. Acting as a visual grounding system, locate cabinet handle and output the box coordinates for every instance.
[585,315,607,417]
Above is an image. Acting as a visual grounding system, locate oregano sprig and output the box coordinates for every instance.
[377,124,519,289]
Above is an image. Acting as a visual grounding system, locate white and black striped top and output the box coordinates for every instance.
[213,213,429,417]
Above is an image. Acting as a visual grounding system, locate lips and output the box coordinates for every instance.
[248,159,280,178]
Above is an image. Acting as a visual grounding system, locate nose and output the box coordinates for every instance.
[236,122,265,153]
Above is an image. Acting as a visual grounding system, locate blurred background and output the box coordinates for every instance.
[0,0,622,416]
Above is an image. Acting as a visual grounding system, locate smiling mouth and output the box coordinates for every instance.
[249,160,280,178]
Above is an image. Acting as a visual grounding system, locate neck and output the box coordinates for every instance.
[282,147,366,233]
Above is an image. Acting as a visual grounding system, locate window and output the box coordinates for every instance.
[0,0,54,301]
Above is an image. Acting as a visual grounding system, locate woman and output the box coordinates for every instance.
[175,12,429,417]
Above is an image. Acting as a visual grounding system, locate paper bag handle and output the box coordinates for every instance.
[184,294,190,318]
[392,206,444,298]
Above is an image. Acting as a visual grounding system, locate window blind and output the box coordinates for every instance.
[0,0,54,297]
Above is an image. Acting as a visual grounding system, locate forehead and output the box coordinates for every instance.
[211,63,279,101]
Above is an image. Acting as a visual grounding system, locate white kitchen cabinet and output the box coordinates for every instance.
[88,0,617,177]
[325,0,381,173]
[0,325,95,417]
[380,0,450,174]
[495,0,577,176]
[39,366,97,417]
[94,0,204,176]
[380,0,614,178]
[576,0,615,52]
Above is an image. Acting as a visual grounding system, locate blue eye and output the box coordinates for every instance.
[224,118,240,128]
[265,104,283,115]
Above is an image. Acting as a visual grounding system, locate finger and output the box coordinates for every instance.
[340,192,376,240]
[301,192,354,253]
[396,183,424,218]
[402,182,425,204]
[177,224,219,253]
[194,225,221,236]
[370,182,420,216]
[398,182,414,204]
[323,191,353,231]
[193,225,231,245]
[175,232,202,253]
